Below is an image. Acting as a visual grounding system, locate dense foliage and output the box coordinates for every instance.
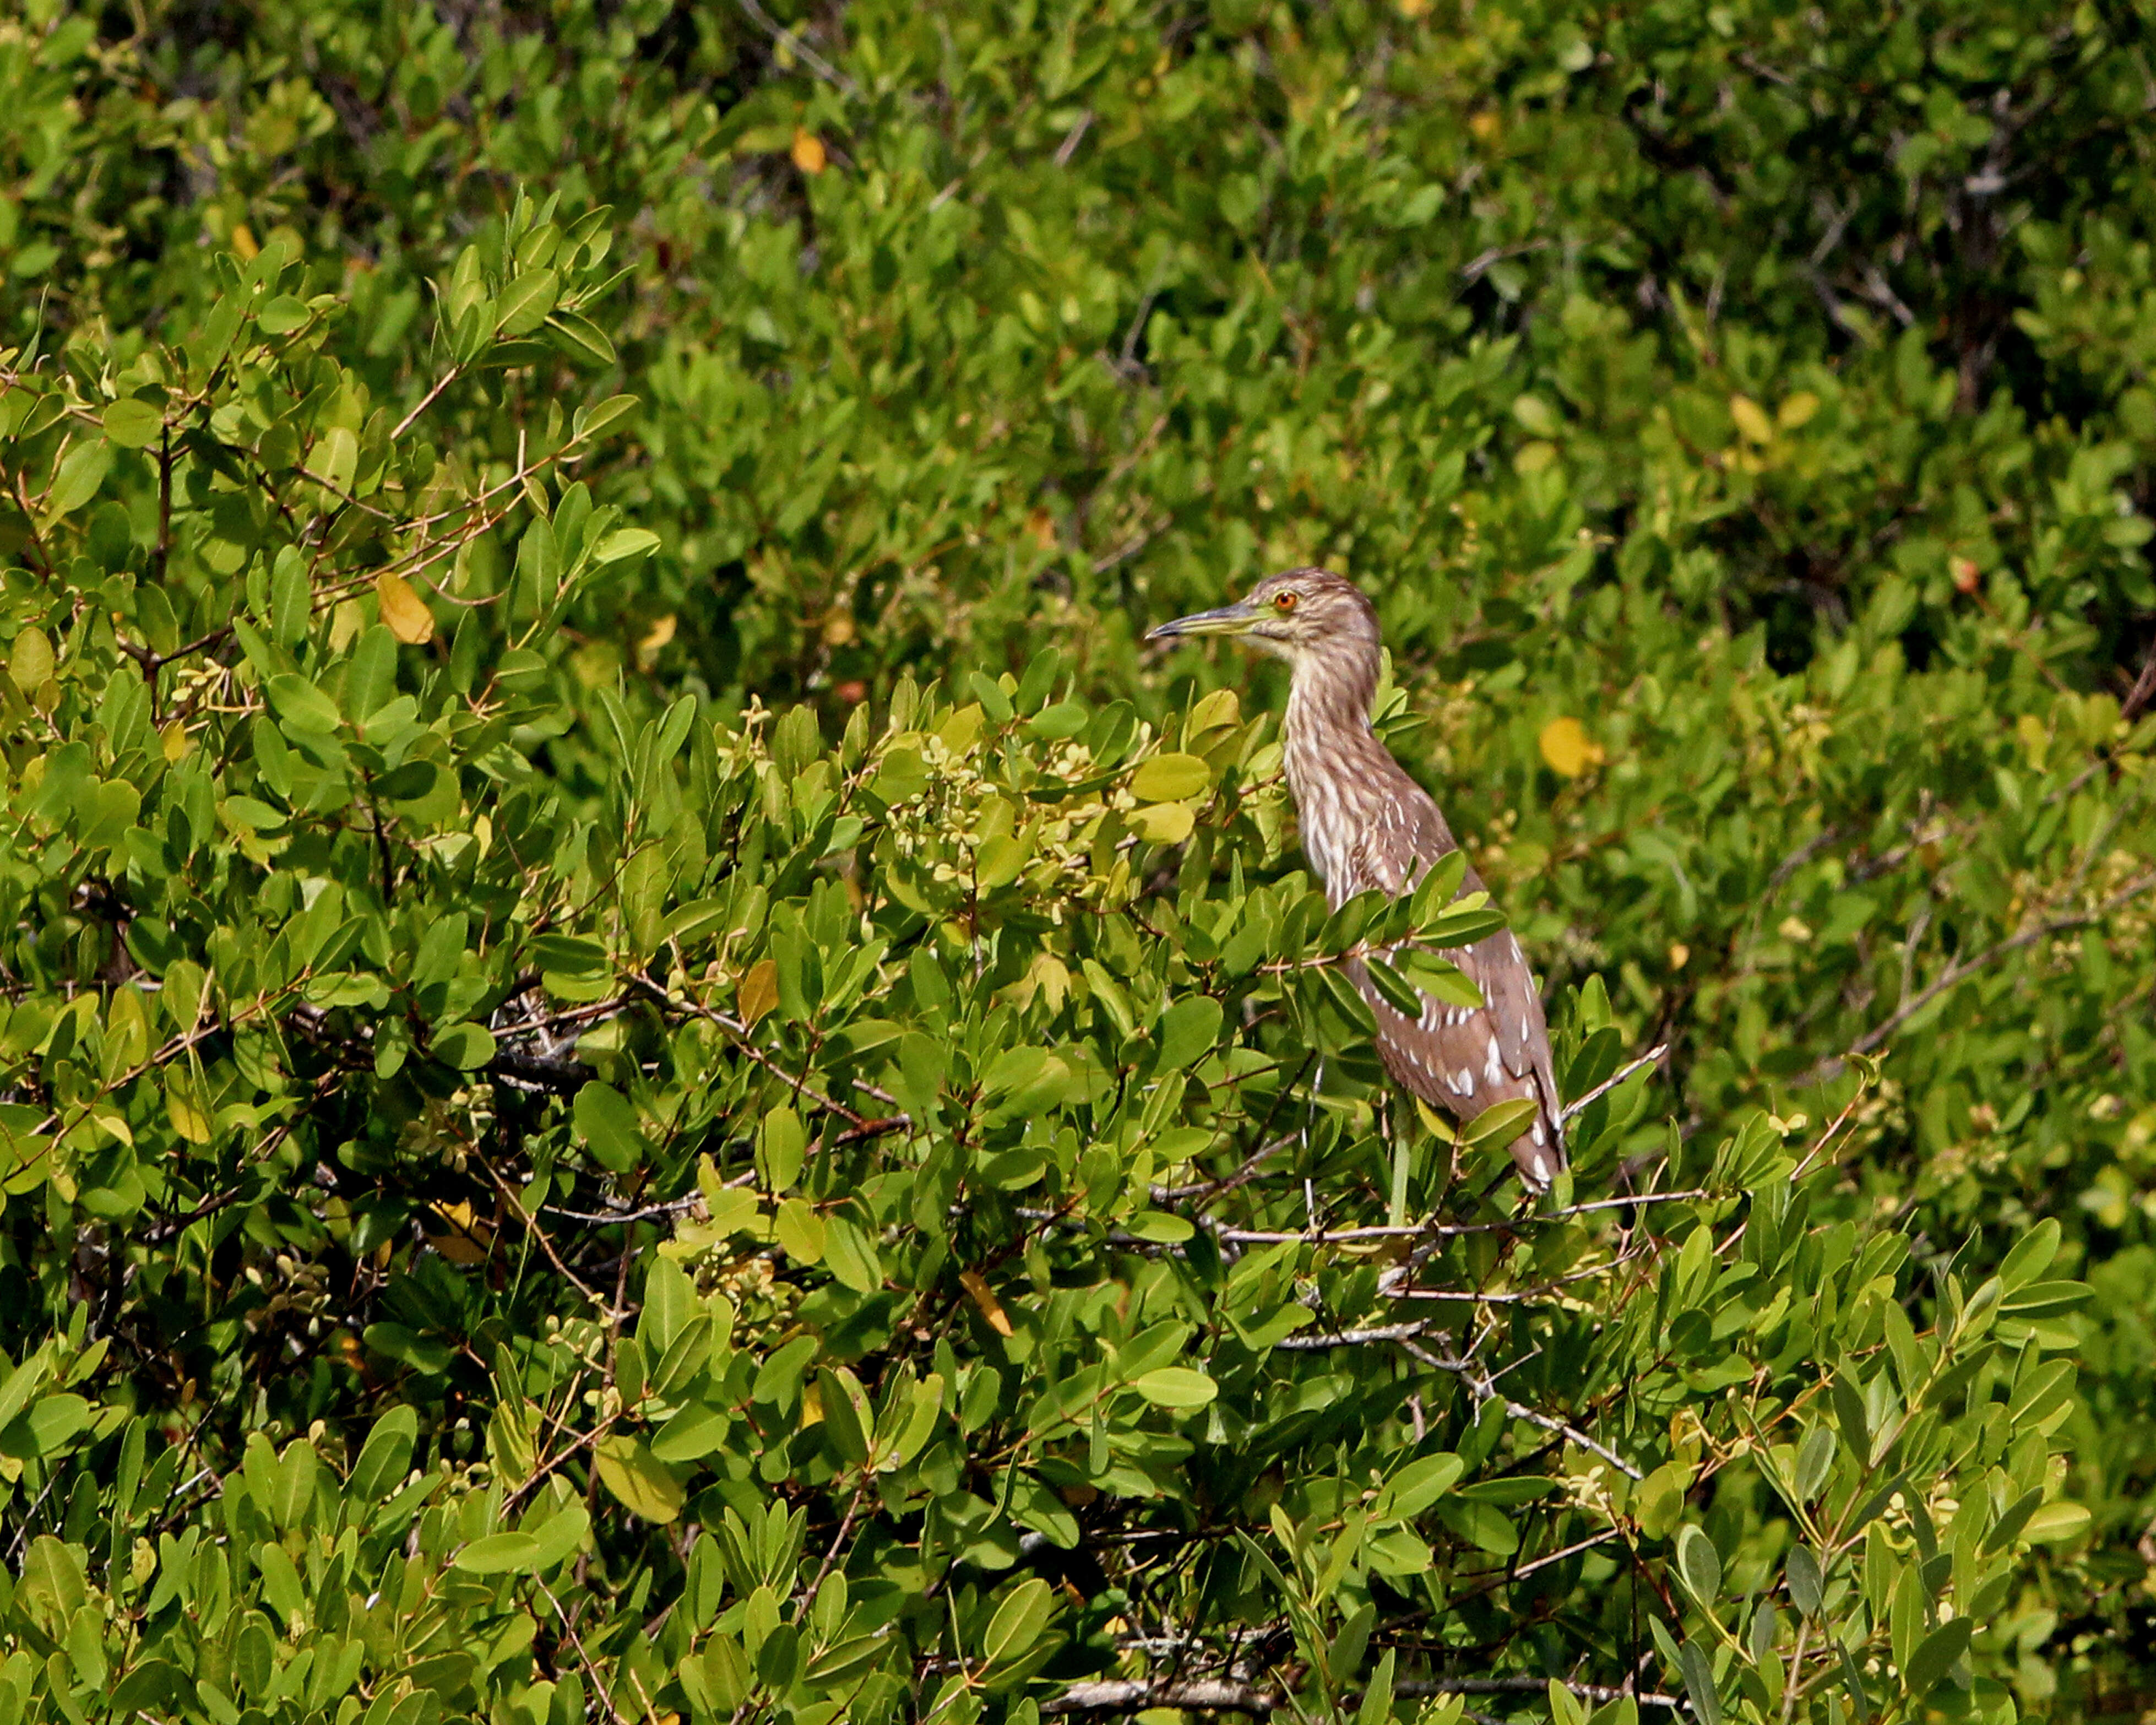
[0,0,2150,1721]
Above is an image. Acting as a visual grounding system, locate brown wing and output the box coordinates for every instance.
[1336,778,1566,1191]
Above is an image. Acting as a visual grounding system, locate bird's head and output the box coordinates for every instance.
[1144,567,1380,669]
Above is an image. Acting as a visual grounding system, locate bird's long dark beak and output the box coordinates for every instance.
[1145,599,1257,643]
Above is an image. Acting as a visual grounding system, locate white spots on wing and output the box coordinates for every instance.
[1531,1119,1546,1147]
[1483,1038,1505,1086]
[1452,1067,1475,1097]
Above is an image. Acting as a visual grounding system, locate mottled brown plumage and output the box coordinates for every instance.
[1147,568,1565,1190]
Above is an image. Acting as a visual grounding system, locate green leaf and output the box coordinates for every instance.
[496,267,560,336]
[431,1021,497,1069]
[101,398,163,448]
[651,1402,733,1464]
[44,439,112,519]
[594,1436,684,1522]
[1131,1368,1217,1408]
[593,527,661,564]
[1676,1525,1721,1602]
[1998,1218,2062,1289]
[1904,1617,1971,1695]
[1794,1424,1835,1501]
[1679,1639,1720,1725]
[524,1502,590,1571]
[1435,1498,1518,1555]
[814,1368,871,1464]
[1786,1545,1824,1616]
[1383,1451,1465,1517]
[454,1531,544,1574]
[980,1577,1056,1666]
[21,1393,89,1455]
[572,393,640,443]
[2022,1501,2092,1545]
[574,1082,647,1171]
[545,309,618,364]
[265,674,341,735]
[1129,752,1210,801]
[350,1408,419,1500]
[8,628,52,691]
[774,1198,826,1264]
[821,1212,883,1294]
[1460,1096,1539,1151]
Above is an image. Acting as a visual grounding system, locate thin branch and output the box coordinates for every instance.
[1273,1320,1432,1351]
[488,1047,600,1092]
[735,0,861,96]
[1561,1046,1667,1122]
[390,364,463,441]
[1215,1192,1708,1249]
[1044,1673,1686,1717]
[1398,1337,1643,1479]
[1797,869,2156,1087]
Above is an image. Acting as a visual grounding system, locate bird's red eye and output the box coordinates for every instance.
[1273,592,1298,612]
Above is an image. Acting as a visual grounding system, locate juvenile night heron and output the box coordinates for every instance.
[1147,567,1565,1190]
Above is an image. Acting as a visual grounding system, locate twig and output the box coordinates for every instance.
[390,364,463,441]
[1561,1046,1666,1122]
[1274,1320,1432,1351]
[2124,634,2156,722]
[1053,110,1093,166]
[735,0,861,96]
[1044,1673,1686,1717]
[1512,1526,1625,1579]
[1152,1132,1296,1204]
[489,1047,600,1092]
[1797,869,2156,1087]
[474,1152,612,1310]
[1398,1337,1643,1479]
[542,1196,705,1225]
[627,975,867,1126]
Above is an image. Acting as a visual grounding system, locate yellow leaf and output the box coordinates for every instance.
[165,1073,211,1145]
[1127,802,1195,845]
[1537,716,1603,778]
[1778,391,1820,430]
[426,1200,493,1264]
[1729,394,1774,445]
[160,720,192,763]
[375,572,434,644]
[938,703,984,755]
[594,1435,684,1523]
[638,614,677,655]
[791,128,827,175]
[773,1197,825,1264]
[9,628,53,692]
[1187,687,1241,736]
[230,223,259,261]
[1411,1098,1457,1143]
[1130,752,1210,802]
[959,1268,1014,1337]
[1668,942,1691,972]
[738,958,780,1027]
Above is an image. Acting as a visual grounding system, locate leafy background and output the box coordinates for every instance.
[0,0,2153,1720]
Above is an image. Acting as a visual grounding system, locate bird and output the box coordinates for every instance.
[1146,567,1565,1190]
